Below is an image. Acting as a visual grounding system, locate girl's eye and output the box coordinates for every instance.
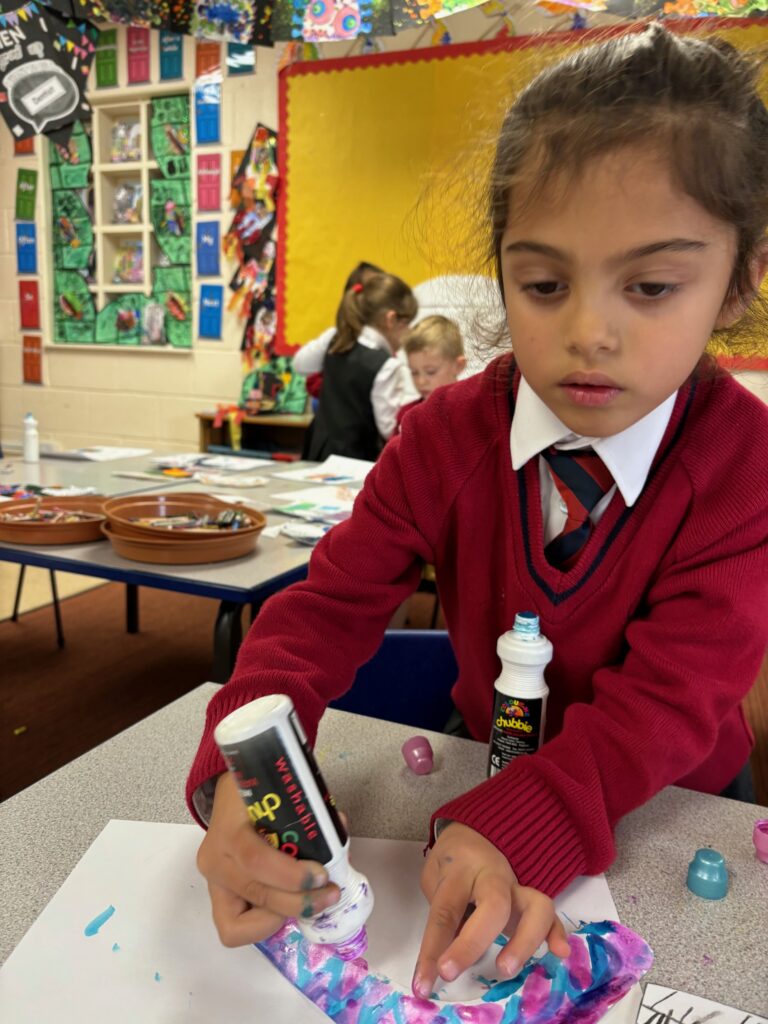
[522,281,566,297]
[629,282,677,298]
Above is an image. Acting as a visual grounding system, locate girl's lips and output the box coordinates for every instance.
[559,383,623,407]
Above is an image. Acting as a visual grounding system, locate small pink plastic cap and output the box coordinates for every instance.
[753,820,768,864]
[402,735,434,775]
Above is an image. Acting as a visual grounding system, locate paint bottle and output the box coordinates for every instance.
[214,694,374,960]
[487,611,553,777]
[23,412,39,464]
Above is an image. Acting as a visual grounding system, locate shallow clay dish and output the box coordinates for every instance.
[102,518,264,564]
[0,496,106,545]
[104,492,261,541]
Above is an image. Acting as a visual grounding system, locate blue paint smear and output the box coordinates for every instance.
[112,942,120,953]
[83,905,115,937]
[493,933,509,946]
[154,971,162,982]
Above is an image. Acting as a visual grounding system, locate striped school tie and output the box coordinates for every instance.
[541,447,615,569]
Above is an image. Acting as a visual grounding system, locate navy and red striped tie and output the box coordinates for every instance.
[541,447,614,569]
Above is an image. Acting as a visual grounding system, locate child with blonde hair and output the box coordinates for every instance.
[397,314,467,430]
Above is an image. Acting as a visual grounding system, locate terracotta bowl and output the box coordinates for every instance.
[0,496,106,545]
[104,492,262,541]
[102,519,264,564]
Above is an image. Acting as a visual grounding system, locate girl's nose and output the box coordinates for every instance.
[565,298,619,357]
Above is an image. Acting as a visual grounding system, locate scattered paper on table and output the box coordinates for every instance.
[271,455,374,485]
[45,447,153,462]
[270,484,359,524]
[636,984,767,1024]
[0,820,640,1024]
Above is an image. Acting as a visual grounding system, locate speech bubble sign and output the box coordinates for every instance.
[5,58,78,134]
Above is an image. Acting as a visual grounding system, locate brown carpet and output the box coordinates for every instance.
[1,585,766,806]
[0,583,219,800]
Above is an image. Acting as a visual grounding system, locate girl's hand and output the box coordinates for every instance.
[412,822,570,998]
[196,771,341,947]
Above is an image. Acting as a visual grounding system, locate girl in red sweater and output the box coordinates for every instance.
[190,25,768,997]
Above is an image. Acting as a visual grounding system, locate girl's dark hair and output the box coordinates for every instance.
[343,261,384,293]
[489,25,768,351]
[331,272,417,355]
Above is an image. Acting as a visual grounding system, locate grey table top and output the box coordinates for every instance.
[1,684,765,1010]
[0,455,178,497]
[0,463,332,599]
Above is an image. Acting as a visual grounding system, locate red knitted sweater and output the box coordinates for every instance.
[187,355,768,897]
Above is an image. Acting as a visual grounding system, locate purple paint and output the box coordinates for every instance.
[257,919,653,1024]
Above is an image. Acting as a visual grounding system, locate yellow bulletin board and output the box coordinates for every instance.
[277,19,768,368]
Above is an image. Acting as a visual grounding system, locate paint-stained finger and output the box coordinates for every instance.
[436,872,511,979]
[495,892,560,978]
[413,868,474,999]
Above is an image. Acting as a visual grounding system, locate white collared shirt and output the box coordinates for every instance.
[511,375,677,544]
[292,324,418,441]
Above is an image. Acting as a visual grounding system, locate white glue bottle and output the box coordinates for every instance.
[214,694,374,960]
[487,611,553,777]
[23,413,39,464]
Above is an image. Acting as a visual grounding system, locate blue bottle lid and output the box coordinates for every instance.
[686,848,728,900]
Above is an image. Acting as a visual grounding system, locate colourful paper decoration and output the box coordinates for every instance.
[22,333,42,384]
[15,169,37,220]
[19,279,40,329]
[197,153,221,211]
[95,27,118,88]
[159,30,183,80]
[126,26,150,83]
[15,222,37,274]
[196,221,220,276]
[227,41,255,74]
[199,284,224,338]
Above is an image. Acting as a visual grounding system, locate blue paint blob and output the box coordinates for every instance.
[112,942,120,953]
[84,905,116,937]
[154,971,162,982]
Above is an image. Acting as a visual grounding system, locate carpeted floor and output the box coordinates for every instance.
[1,583,766,806]
[1,583,220,800]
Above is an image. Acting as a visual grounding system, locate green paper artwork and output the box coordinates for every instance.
[151,179,192,264]
[52,191,93,271]
[151,95,191,180]
[49,122,92,191]
[15,169,38,221]
[54,271,96,344]
[96,295,148,345]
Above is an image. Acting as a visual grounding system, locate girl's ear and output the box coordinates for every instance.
[456,355,467,373]
[715,242,768,328]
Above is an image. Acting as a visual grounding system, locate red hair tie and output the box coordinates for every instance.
[352,283,363,293]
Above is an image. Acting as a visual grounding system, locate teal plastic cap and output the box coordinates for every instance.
[686,848,728,900]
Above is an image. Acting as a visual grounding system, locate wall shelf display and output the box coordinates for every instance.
[49,91,193,349]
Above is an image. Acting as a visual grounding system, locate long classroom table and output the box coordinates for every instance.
[0,457,322,679]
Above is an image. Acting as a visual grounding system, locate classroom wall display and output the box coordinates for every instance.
[0,2,96,141]
[14,135,35,154]
[47,92,192,349]
[15,222,37,274]
[227,121,306,415]
[278,18,768,369]
[227,41,256,74]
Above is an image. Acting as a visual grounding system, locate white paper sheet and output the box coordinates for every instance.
[46,446,153,462]
[0,821,640,1023]
[636,984,767,1024]
[271,455,375,485]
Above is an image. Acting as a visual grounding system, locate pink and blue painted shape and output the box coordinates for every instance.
[257,918,653,1024]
